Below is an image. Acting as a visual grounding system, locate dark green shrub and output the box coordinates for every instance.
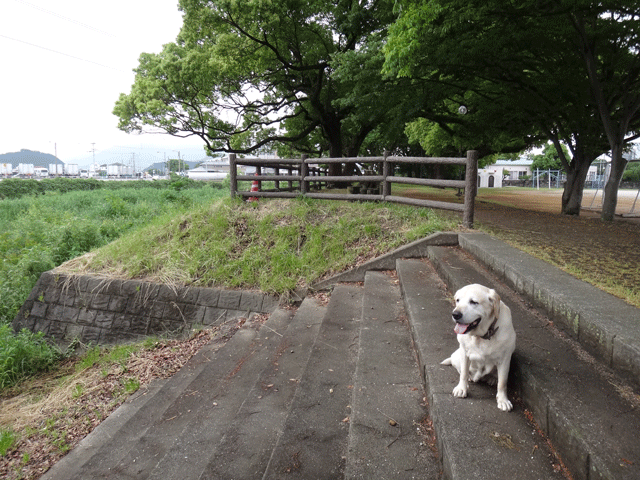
[53,222,104,264]
[0,324,62,389]
[623,162,640,182]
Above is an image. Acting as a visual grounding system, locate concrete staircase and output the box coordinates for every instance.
[41,234,640,480]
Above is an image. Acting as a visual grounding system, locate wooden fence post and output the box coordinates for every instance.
[300,154,309,196]
[463,150,478,228]
[256,165,262,190]
[229,153,237,198]
[382,150,391,198]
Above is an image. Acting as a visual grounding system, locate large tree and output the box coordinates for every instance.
[568,1,640,220]
[384,0,638,218]
[114,0,416,165]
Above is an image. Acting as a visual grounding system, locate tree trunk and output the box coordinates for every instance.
[561,153,594,215]
[601,144,627,221]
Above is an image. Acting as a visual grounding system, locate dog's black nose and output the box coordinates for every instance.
[452,311,462,321]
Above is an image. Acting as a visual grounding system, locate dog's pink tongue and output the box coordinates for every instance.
[454,323,468,334]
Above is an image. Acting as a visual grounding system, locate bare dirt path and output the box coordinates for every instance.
[402,186,640,306]
[474,189,640,307]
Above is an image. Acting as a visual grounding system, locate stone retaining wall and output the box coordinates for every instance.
[12,271,280,345]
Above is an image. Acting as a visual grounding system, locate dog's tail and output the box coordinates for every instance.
[440,357,452,366]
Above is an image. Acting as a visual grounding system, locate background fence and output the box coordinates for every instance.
[230,151,478,228]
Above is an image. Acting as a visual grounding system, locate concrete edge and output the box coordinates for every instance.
[310,231,459,290]
[458,232,640,387]
[38,377,168,480]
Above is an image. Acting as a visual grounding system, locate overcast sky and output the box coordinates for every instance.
[1,0,207,167]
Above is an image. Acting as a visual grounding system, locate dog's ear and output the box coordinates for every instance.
[489,289,501,319]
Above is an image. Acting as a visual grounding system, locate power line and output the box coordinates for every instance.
[0,34,128,72]
[12,0,117,38]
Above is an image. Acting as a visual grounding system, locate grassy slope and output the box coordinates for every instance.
[58,197,460,294]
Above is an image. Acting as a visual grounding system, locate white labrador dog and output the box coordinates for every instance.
[441,284,516,411]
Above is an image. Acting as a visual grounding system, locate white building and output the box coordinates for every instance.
[187,157,258,180]
[107,163,134,177]
[187,158,230,181]
[478,158,533,188]
[479,157,601,188]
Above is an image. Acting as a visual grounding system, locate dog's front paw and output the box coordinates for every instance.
[452,383,468,398]
[497,394,513,412]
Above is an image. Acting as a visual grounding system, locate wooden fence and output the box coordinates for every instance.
[230,150,478,228]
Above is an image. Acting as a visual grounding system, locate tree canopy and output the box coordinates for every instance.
[530,144,570,172]
[114,0,418,161]
[115,0,640,220]
[384,0,640,219]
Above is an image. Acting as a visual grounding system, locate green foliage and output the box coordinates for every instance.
[0,183,227,325]
[82,198,458,295]
[0,177,210,201]
[0,428,17,456]
[0,324,62,389]
[75,343,144,373]
[623,162,640,182]
[166,159,189,173]
[114,0,411,158]
[385,0,640,219]
[75,346,103,372]
[531,143,570,172]
[122,377,140,395]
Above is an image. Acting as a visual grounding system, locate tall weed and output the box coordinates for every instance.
[0,324,61,389]
[0,183,227,325]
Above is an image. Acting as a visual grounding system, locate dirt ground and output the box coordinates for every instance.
[401,186,640,306]
[469,188,640,306]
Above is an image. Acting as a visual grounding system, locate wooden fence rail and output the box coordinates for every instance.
[230,150,478,228]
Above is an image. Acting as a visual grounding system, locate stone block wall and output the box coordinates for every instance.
[12,271,280,345]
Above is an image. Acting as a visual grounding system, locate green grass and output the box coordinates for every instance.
[64,197,459,294]
[0,183,458,393]
[0,180,227,390]
[75,342,148,373]
[0,181,228,325]
[0,324,62,389]
[0,428,17,456]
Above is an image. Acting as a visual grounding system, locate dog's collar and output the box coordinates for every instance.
[481,318,499,340]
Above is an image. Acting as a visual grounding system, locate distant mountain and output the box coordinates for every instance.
[0,149,63,168]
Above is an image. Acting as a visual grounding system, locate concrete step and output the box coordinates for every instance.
[397,258,567,480]
[345,271,440,479]
[459,232,640,389]
[423,246,640,480]
[262,284,364,479]
[41,308,295,480]
[196,296,326,479]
